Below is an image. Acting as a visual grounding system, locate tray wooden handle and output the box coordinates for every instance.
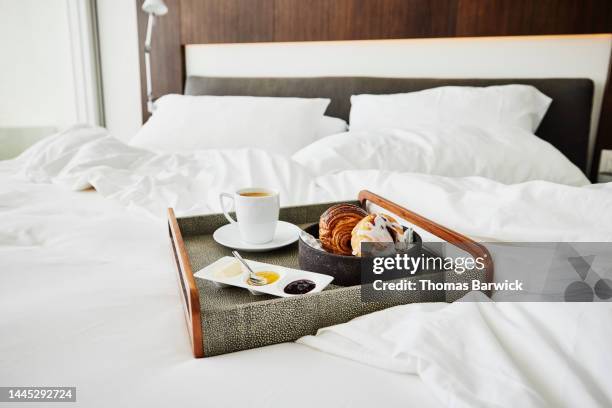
[358,190,494,286]
[168,208,204,358]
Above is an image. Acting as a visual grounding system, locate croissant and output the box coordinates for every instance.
[319,204,368,255]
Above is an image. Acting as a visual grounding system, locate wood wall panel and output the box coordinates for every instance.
[323,0,457,40]
[181,0,274,44]
[455,0,612,36]
[272,0,332,41]
[135,0,612,179]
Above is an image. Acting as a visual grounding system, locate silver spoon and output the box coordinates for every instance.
[231,250,267,286]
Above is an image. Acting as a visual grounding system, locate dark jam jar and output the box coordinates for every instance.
[284,279,316,295]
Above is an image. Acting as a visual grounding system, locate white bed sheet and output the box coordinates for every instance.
[299,293,612,407]
[0,172,438,408]
[3,126,612,408]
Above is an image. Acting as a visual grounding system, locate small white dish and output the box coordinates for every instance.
[213,221,300,252]
[194,257,334,298]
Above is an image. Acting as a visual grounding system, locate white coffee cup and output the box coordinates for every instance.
[219,188,280,244]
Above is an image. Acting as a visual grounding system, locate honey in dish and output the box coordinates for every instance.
[247,271,280,286]
[240,191,270,197]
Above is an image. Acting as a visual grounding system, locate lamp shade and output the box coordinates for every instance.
[142,0,168,16]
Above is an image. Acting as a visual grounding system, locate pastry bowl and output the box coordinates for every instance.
[298,223,422,286]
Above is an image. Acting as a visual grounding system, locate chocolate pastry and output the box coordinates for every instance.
[319,203,368,255]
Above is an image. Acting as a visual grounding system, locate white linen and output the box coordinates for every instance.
[312,170,611,242]
[349,85,552,133]
[317,115,348,138]
[3,126,612,407]
[16,125,321,216]
[16,126,605,229]
[299,292,612,408]
[0,171,438,408]
[129,94,330,156]
[293,125,590,186]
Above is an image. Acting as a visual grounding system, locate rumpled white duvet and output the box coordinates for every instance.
[2,125,612,407]
[299,294,612,407]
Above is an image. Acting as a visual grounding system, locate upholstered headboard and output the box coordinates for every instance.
[185,76,594,173]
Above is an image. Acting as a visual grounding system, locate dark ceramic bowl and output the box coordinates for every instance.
[298,223,422,287]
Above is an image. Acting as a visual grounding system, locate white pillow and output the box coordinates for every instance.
[317,116,348,138]
[292,124,589,186]
[130,94,330,155]
[349,85,552,133]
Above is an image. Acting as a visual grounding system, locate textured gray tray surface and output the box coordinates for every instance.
[178,201,449,357]
[181,201,345,311]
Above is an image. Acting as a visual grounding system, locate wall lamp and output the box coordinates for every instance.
[142,0,168,113]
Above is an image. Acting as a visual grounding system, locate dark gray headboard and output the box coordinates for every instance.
[185,76,594,173]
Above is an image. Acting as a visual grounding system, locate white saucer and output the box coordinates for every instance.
[212,221,300,252]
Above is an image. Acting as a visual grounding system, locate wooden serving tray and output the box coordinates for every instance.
[168,190,493,358]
